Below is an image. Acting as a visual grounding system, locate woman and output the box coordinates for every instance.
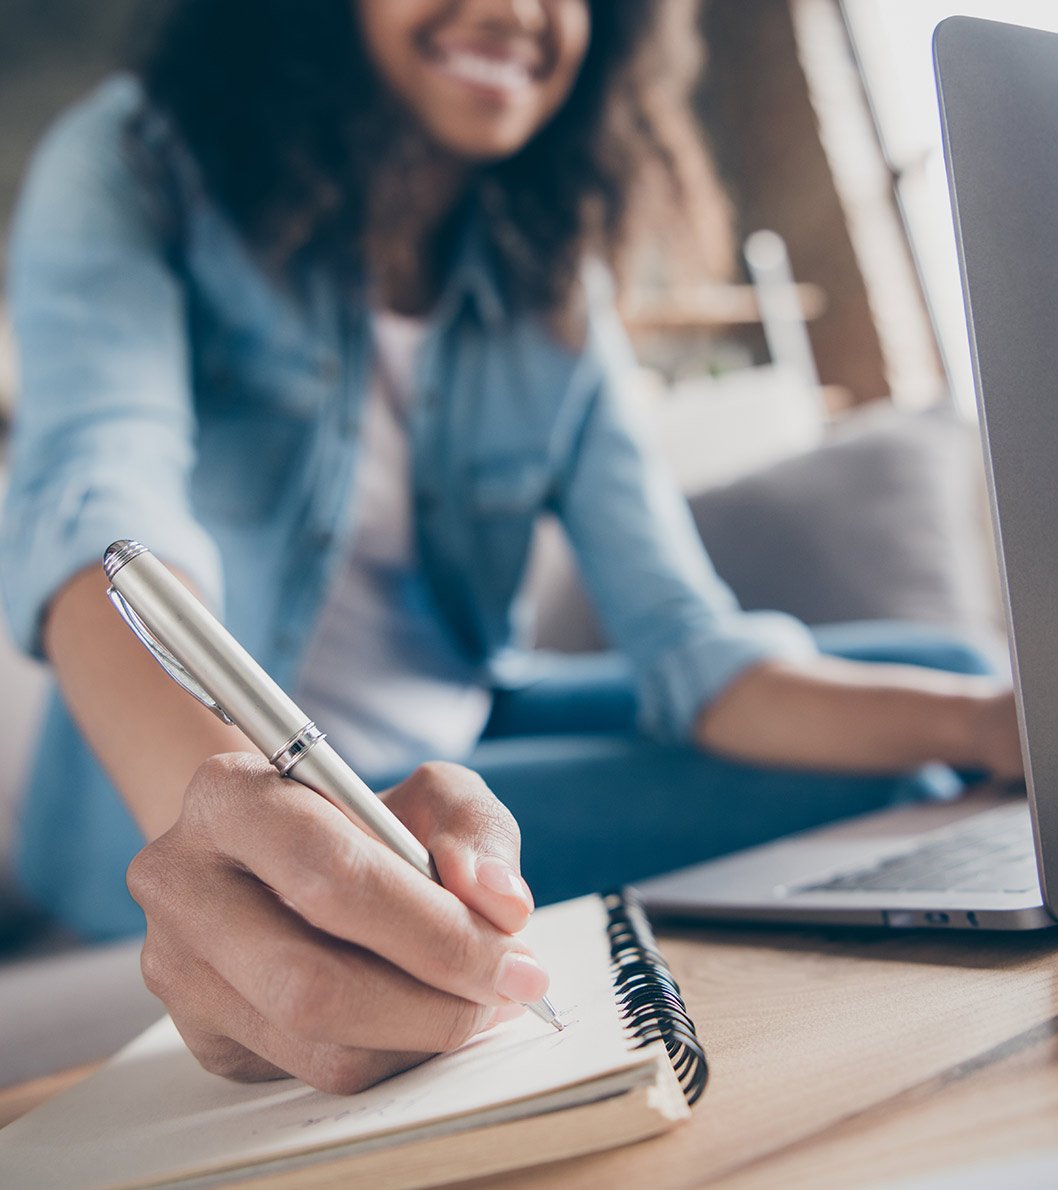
[2,0,1019,1091]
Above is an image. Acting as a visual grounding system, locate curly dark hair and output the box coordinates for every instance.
[135,0,732,314]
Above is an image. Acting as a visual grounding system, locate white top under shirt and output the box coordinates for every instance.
[294,311,492,777]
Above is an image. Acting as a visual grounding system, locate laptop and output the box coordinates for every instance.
[637,16,1058,931]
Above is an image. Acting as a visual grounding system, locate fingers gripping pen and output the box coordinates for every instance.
[103,540,562,1031]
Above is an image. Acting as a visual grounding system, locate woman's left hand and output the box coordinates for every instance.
[973,688,1024,782]
[694,657,1026,781]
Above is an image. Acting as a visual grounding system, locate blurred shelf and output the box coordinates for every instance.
[622,282,827,335]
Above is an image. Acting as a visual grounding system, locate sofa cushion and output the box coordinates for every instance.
[530,404,1002,652]
[690,405,999,631]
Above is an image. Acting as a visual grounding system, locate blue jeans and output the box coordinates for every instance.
[398,623,995,905]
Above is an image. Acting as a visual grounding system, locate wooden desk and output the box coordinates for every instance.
[3,927,1057,1188]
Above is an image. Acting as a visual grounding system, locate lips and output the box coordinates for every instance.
[425,37,546,98]
[438,48,534,92]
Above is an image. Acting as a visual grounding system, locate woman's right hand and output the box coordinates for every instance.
[127,753,549,1094]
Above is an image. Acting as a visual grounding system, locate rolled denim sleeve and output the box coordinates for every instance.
[0,79,221,658]
[554,290,817,744]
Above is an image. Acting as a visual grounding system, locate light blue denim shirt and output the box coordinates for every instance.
[1,77,816,939]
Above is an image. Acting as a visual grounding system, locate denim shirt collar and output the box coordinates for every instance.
[435,210,507,330]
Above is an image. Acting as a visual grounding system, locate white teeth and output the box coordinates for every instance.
[442,50,532,92]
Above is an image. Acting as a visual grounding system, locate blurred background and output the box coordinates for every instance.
[5,0,1058,422]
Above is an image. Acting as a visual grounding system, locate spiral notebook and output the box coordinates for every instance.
[0,892,706,1190]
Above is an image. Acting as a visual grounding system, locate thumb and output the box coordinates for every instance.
[382,762,535,934]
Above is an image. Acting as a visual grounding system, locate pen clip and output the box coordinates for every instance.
[106,587,235,726]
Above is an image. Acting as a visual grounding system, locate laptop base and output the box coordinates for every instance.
[635,790,1055,931]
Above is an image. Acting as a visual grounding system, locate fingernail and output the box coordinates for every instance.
[476,857,534,914]
[495,952,550,1003]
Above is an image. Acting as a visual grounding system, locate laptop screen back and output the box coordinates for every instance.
[935,16,1058,915]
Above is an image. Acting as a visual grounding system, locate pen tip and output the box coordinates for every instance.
[526,996,565,1032]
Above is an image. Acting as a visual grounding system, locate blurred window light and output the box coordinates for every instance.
[843,1,1058,415]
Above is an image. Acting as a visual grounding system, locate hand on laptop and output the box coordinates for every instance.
[126,755,542,1094]
[973,688,1024,783]
[694,657,1025,782]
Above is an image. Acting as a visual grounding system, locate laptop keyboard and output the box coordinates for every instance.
[794,803,1039,895]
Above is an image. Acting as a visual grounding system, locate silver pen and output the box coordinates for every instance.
[103,539,562,1032]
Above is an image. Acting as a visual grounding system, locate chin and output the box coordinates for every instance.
[425,117,540,163]
[447,139,531,162]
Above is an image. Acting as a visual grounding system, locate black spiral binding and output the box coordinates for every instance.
[603,889,708,1106]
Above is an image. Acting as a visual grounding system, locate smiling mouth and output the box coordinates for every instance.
[429,46,541,96]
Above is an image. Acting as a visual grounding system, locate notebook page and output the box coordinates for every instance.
[0,895,657,1189]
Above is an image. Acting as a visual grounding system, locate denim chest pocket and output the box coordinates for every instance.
[197,331,338,420]
[192,341,334,524]
[191,408,316,524]
[461,457,553,608]
[467,456,553,517]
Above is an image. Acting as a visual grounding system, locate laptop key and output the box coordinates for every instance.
[794,807,1036,896]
